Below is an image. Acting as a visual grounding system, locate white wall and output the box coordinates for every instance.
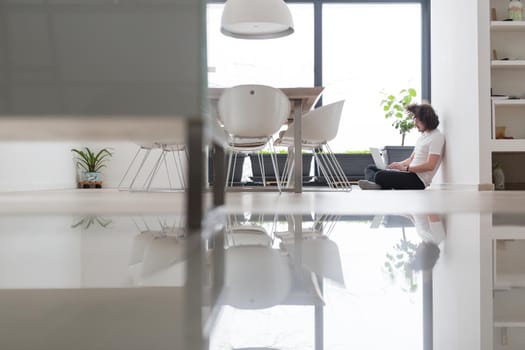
[0,142,77,191]
[0,142,187,192]
[431,0,492,188]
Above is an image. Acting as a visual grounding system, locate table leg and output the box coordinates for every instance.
[187,119,203,231]
[212,143,225,207]
[293,100,303,193]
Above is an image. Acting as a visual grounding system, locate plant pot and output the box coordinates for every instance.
[250,153,313,181]
[208,153,246,185]
[82,172,101,182]
[382,146,415,164]
[314,153,373,181]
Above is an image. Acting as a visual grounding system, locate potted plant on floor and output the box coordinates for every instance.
[71,147,113,188]
[314,150,373,182]
[380,88,417,163]
[250,150,313,184]
[208,150,247,186]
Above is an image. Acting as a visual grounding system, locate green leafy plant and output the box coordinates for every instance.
[258,149,289,154]
[380,88,417,146]
[71,147,113,173]
[343,150,371,154]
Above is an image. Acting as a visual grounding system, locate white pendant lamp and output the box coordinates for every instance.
[221,0,294,40]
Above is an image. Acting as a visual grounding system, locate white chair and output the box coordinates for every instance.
[218,84,290,192]
[118,142,188,191]
[275,100,351,190]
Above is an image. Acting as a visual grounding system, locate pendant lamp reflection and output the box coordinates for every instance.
[221,0,294,39]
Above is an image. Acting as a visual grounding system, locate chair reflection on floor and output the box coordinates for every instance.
[223,214,292,309]
[222,213,345,311]
[128,216,187,286]
[275,214,345,287]
[118,142,188,192]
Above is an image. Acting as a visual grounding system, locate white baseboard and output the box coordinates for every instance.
[0,182,77,193]
[430,183,494,191]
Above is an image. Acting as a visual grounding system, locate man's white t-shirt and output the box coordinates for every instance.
[410,129,445,187]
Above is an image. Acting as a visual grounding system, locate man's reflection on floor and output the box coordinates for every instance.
[377,213,446,350]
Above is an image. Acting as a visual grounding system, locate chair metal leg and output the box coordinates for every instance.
[313,145,351,191]
[269,151,282,193]
[231,153,238,187]
[162,149,173,190]
[314,152,333,188]
[175,148,187,189]
[324,144,351,190]
[280,152,292,187]
[321,152,339,188]
[257,153,266,187]
[118,146,142,189]
[267,141,282,193]
[129,148,153,190]
[145,149,166,191]
[325,144,351,190]
[225,151,233,189]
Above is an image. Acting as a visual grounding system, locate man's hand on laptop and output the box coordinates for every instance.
[387,162,406,171]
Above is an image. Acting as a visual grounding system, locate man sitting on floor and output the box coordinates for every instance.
[359,103,445,190]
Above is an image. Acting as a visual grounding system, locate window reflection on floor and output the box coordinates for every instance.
[210,213,443,350]
[3,211,525,350]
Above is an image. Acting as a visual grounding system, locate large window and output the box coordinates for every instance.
[322,3,422,151]
[207,1,427,151]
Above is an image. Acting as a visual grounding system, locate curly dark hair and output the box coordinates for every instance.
[406,103,440,130]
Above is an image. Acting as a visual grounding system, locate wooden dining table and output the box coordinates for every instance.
[208,86,324,193]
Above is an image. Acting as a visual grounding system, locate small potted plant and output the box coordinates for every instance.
[71,147,113,187]
[380,88,417,163]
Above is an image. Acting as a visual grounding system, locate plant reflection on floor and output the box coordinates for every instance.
[383,214,446,293]
[71,215,112,229]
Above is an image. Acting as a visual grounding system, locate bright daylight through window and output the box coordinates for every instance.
[207,3,421,152]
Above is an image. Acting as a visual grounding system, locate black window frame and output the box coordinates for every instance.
[207,0,431,101]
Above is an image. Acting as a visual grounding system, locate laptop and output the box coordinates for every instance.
[370,147,387,170]
[370,147,404,172]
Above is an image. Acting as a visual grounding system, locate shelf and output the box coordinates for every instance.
[494,321,525,328]
[492,227,525,238]
[493,99,525,105]
[492,60,525,68]
[490,140,525,152]
[491,21,525,32]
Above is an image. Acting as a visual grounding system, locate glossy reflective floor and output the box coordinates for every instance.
[0,189,524,350]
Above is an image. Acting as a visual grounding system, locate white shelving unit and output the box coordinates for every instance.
[489,3,525,190]
[492,233,525,349]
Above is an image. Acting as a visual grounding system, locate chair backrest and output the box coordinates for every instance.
[301,100,345,143]
[218,85,291,138]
